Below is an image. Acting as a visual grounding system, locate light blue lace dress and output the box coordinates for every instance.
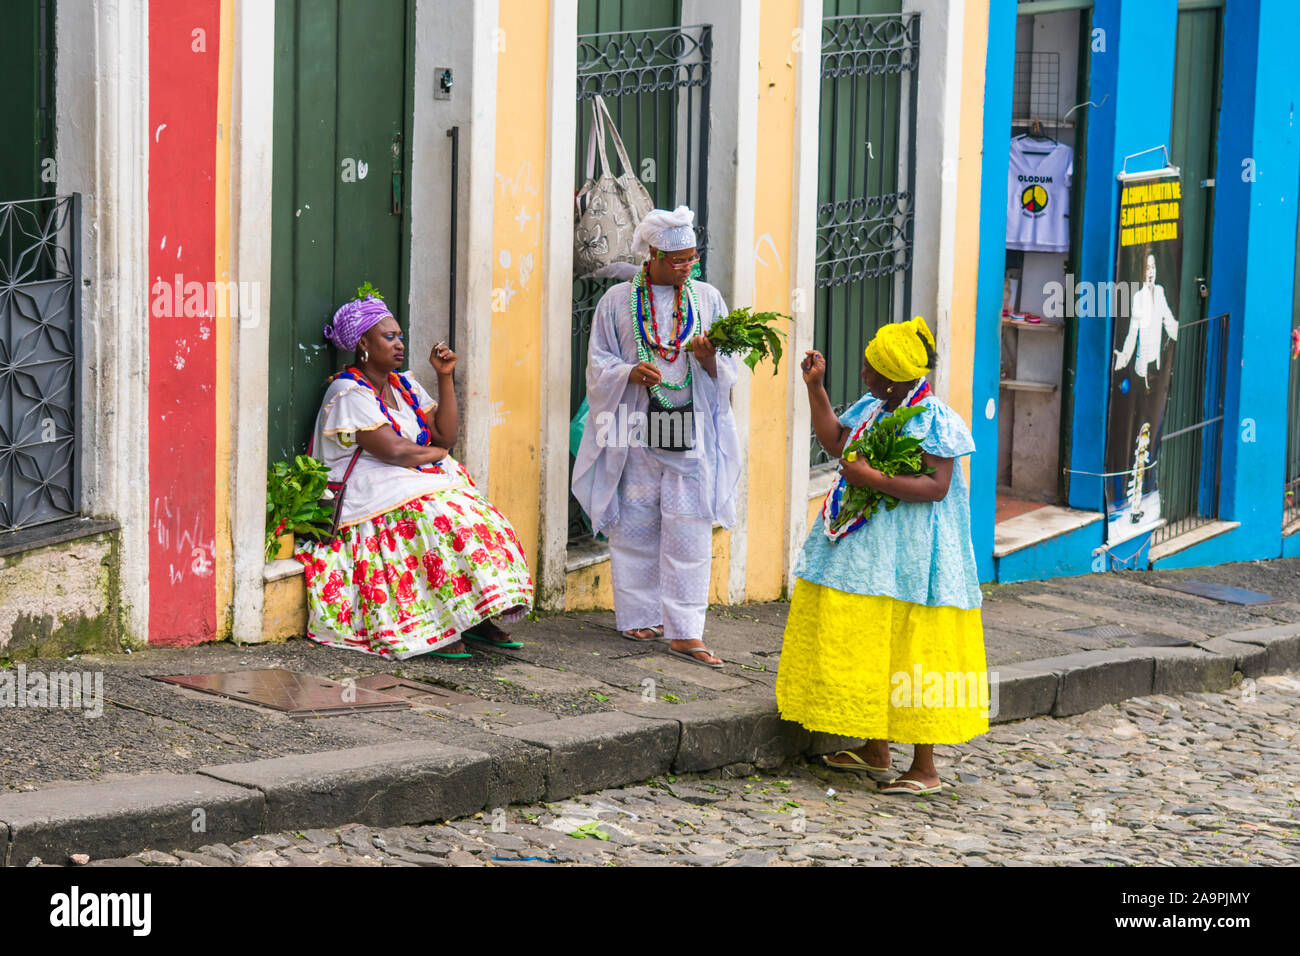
[794,392,982,610]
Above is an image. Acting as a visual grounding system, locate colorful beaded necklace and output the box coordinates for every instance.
[821,378,932,541]
[333,367,442,473]
[631,266,699,406]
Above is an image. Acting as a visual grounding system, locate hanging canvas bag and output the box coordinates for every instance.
[573,95,654,279]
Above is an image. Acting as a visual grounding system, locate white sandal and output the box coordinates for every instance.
[622,627,665,643]
[666,642,724,669]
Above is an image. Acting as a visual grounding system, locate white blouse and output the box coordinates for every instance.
[311,374,467,528]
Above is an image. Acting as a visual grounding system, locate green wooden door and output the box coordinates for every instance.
[1160,5,1222,528]
[269,0,415,462]
[0,0,55,203]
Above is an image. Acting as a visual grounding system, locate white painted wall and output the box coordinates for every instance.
[684,0,761,603]
[784,0,823,596]
[57,0,151,644]
[409,0,499,483]
[230,1,278,642]
[905,0,964,402]
[538,1,578,608]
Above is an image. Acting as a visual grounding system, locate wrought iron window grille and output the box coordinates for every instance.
[0,194,82,536]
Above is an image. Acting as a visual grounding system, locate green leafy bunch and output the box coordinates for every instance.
[832,404,935,528]
[355,281,385,301]
[706,307,790,374]
[265,455,335,560]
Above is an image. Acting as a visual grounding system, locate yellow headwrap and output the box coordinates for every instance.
[863,316,936,382]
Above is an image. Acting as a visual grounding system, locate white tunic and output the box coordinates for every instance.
[571,279,742,535]
[311,375,467,528]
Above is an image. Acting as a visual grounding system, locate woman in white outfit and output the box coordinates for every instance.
[571,206,741,668]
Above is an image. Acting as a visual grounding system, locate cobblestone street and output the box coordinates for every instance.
[92,674,1300,867]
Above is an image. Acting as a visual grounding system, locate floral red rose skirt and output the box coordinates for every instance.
[297,487,534,659]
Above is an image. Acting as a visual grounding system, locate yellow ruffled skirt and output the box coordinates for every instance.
[776,577,989,744]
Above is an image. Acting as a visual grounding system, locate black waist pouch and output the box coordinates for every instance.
[646,391,695,452]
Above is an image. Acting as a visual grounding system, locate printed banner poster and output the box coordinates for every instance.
[1104,168,1183,544]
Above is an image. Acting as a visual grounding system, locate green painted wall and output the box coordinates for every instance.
[0,0,55,203]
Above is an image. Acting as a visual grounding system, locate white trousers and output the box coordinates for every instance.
[607,447,712,641]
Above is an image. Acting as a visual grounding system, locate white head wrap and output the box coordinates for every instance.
[631,205,696,259]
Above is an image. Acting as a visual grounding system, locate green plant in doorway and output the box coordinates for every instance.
[266,455,335,561]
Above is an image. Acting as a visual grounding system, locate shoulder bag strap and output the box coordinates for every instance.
[595,95,636,178]
[329,446,364,537]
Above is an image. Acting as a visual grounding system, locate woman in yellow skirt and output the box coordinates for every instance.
[776,317,988,795]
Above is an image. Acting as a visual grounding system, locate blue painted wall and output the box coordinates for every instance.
[971,0,1019,582]
[980,0,1300,580]
[1068,0,1179,516]
[1199,0,1300,564]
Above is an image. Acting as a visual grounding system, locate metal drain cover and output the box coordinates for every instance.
[1147,580,1277,605]
[1063,624,1137,640]
[154,669,410,718]
[353,674,478,704]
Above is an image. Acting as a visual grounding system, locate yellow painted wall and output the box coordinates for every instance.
[745,0,801,601]
[262,575,306,643]
[950,0,990,482]
[489,0,549,572]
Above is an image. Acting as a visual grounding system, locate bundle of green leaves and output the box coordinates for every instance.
[265,455,335,560]
[706,307,789,374]
[833,404,935,527]
[356,281,384,300]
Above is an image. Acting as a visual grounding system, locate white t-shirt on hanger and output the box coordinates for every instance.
[1006,135,1074,253]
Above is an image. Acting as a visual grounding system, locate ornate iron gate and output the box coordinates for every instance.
[812,12,920,467]
[569,22,712,540]
[0,194,81,533]
[1152,311,1228,547]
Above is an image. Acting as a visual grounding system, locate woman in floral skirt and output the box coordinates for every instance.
[297,292,533,659]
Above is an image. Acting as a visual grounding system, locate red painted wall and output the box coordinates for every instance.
[148,2,220,644]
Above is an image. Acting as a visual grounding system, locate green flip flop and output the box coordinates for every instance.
[429,641,473,660]
[463,622,524,649]
[463,631,523,650]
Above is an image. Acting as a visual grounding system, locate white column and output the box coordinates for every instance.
[409,0,499,482]
[683,0,761,603]
[229,0,277,643]
[538,0,579,610]
[58,0,151,644]
[904,0,964,401]
[784,0,823,596]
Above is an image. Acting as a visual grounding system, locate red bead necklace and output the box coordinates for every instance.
[641,264,690,361]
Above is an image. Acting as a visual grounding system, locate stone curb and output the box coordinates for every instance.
[198,741,495,834]
[0,774,265,866]
[498,711,680,801]
[2,627,1292,865]
[1212,622,1300,674]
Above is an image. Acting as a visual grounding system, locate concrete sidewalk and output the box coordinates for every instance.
[2,559,1298,865]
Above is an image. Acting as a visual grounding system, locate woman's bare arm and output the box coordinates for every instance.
[354,425,446,468]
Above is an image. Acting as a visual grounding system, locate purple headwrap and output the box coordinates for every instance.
[324,295,393,351]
